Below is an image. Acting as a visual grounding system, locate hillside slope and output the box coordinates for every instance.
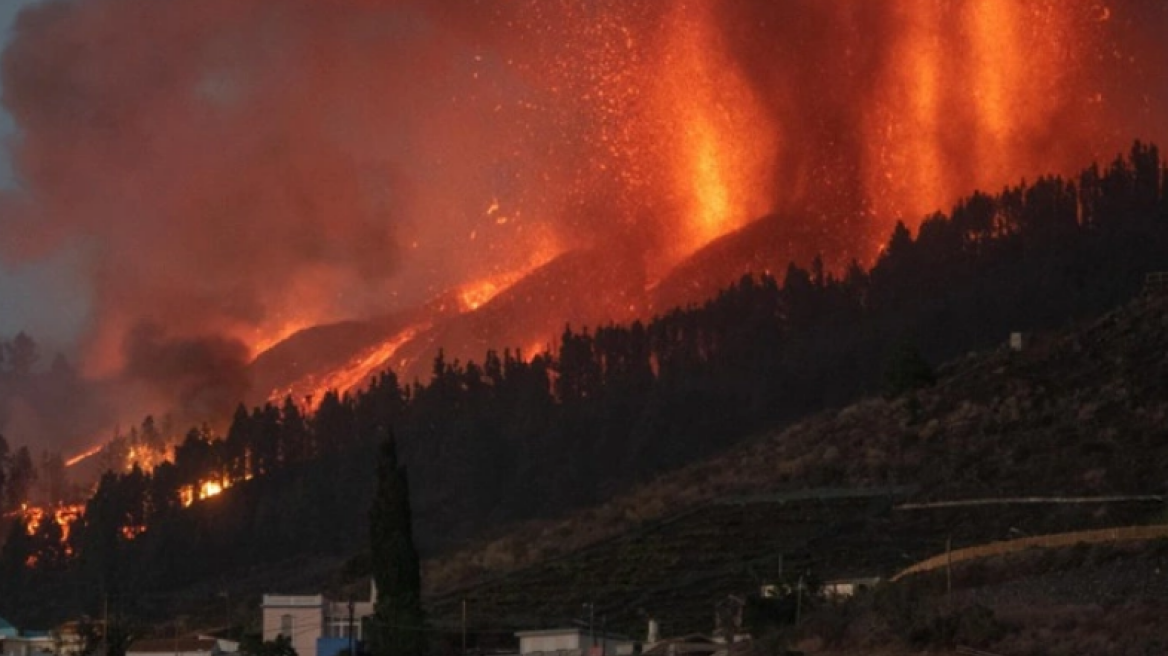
[424,491,1159,638]
[426,290,1168,593]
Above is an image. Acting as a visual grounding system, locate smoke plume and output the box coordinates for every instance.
[0,0,1164,450]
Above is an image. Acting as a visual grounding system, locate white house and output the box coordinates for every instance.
[261,582,376,656]
[1,635,54,656]
[262,595,326,656]
[515,628,632,656]
[822,576,881,599]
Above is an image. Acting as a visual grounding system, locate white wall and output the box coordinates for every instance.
[518,630,630,656]
[519,631,583,654]
[262,596,324,656]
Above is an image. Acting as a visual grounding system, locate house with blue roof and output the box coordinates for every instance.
[0,618,17,639]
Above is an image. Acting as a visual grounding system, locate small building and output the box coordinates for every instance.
[125,637,236,656]
[1009,332,1026,351]
[263,595,326,656]
[1,634,54,656]
[641,635,753,656]
[261,582,376,656]
[0,619,56,656]
[1144,271,1168,294]
[50,622,84,656]
[822,576,881,599]
[515,628,632,656]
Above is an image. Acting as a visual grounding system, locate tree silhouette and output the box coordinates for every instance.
[5,332,39,379]
[368,429,426,656]
[882,342,936,398]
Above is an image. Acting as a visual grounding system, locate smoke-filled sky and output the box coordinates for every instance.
[0,0,91,359]
[0,0,1165,451]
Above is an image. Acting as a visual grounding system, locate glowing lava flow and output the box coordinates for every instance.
[248,318,318,359]
[64,444,103,468]
[264,238,562,406]
[457,259,555,312]
[458,279,511,313]
[268,324,428,409]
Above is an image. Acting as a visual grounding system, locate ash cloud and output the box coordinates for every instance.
[121,322,251,426]
[0,0,465,371]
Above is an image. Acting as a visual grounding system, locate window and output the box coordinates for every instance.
[280,614,293,638]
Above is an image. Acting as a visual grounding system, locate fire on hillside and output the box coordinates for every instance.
[13,0,1164,507]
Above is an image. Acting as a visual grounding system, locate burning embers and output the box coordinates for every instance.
[7,503,85,567]
[179,479,226,508]
[20,503,84,542]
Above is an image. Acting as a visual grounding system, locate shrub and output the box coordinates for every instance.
[882,342,936,398]
[953,604,1009,647]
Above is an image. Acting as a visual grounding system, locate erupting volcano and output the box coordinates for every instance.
[0,0,1164,457]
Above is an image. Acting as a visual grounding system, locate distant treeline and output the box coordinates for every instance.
[0,331,90,512]
[2,142,1167,627]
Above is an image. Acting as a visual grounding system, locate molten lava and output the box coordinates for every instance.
[456,243,563,313]
[268,325,428,409]
[863,0,1093,234]
[2,0,1162,465]
[652,0,776,264]
[64,444,102,468]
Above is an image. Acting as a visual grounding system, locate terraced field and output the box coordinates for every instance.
[427,489,906,636]
[425,490,1164,639]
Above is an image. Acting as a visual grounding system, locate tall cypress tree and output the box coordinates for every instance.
[369,429,426,656]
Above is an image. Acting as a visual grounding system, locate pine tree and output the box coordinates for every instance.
[881,341,936,398]
[368,429,426,656]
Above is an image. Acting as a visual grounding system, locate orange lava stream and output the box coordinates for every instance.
[457,242,561,312]
[248,318,318,359]
[266,239,561,406]
[268,324,428,409]
[458,278,513,313]
[64,444,103,468]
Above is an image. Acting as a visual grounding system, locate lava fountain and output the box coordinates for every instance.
[0,0,1163,458]
[651,0,778,266]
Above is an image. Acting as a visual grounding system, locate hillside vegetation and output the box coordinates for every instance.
[425,290,1168,594]
[423,491,1161,640]
[1,143,1166,631]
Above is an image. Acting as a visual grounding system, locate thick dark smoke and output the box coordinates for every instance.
[0,0,1164,452]
[121,323,250,426]
[1,1,414,363]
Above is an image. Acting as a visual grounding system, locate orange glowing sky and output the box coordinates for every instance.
[0,0,1165,449]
